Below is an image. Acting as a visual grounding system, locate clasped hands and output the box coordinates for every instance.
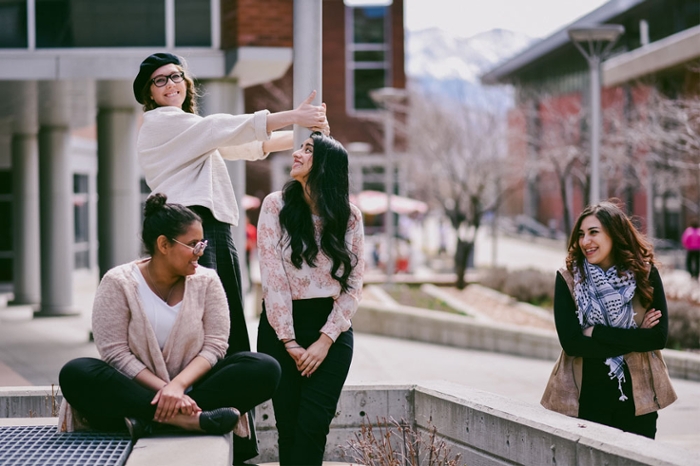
[284,334,333,377]
[296,90,330,136]
[151,379,200,423]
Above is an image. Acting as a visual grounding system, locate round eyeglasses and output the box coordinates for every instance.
[172,238,208,255]
[151,72,185,87]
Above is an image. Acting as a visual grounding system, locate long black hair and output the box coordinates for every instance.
[279,132,356,291]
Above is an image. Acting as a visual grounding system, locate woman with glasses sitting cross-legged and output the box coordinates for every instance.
[58,193,281,443]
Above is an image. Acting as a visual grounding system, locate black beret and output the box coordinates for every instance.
[133,52,182,104]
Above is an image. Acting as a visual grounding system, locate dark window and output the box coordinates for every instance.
[347,5,390,112]
[0,1,27,48]
[175,0,211,46]
[73,174,89,269]
[36,0,165,48]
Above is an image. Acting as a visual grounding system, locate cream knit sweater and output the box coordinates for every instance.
[58,259,229,432]
[137,106,272,226]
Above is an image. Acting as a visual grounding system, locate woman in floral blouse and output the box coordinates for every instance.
[257,132,364,465]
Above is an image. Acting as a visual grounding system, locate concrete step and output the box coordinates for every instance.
[126,432,232,466]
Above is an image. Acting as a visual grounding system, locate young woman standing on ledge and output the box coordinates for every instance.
[542,200,676,438]
[58,194,280,442]
[134,52,328,357]
[257,132,365,465]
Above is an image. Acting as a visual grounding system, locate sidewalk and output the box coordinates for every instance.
[1,237,699,455]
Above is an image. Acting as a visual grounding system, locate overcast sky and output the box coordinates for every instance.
[404,0,610,39]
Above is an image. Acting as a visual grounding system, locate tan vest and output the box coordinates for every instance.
[541,267,677,417]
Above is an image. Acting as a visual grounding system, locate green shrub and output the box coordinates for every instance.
[479,267,555,306]
[667,300,700,350]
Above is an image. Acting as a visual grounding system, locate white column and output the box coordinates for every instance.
[9,81,40,305]
[293,0,323,148]
[36,80,77,316]
[96,81,141,278]
[199,80,248,289]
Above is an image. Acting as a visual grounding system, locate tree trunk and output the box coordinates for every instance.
[454,239,473,289]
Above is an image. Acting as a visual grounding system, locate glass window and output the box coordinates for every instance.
[175,0,211,47]
[0,0,27,48]
[36,0,165,48]
[347,5,391,112]
[73,174,89,269]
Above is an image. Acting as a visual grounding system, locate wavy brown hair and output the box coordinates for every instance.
[565,200,656,306]
[139,63,199,114]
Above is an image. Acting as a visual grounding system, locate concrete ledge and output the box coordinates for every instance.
[0,386,62,418]
[1,385,698,465]
[353,301,700,381]
[125,433,232,466]
[354,301,562,360]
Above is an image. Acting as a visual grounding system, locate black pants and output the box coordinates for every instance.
[59,352,280,433]
[189,205,249,355]
[687,250,700,279]
[578,361,658,439]
[257,298,353,466]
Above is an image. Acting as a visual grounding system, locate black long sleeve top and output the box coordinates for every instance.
[553,265,668,359]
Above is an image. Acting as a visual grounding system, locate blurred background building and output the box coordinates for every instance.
[0,0,406,313]
[482,0,700,244]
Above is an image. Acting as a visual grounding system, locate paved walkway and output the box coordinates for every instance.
[1,234,698,456]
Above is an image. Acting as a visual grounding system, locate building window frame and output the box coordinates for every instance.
[345,4,392,116]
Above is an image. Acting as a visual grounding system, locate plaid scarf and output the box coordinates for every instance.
[573,260,637,401]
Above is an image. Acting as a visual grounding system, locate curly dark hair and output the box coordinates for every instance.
[141,193,201,256]
[279,132,357,292]
[565,200,656,306]
[139,62,200,114]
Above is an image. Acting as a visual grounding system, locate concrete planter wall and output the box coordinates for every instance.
[353,301,700,382]
[2,384,698,465]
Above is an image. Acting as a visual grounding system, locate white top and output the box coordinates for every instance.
[257,191,365,341]
[137,106,272,226]
[133,266,182,350]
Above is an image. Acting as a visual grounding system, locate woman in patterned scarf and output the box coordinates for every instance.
[552,200,674,438]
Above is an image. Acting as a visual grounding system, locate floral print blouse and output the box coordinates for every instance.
[257,191,365,341]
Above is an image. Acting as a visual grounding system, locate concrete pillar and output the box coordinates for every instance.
[199,80,248,290]
[9,82,40,305]
[36,81,77,316]
[96,81,141,278]
[293,0,323,148]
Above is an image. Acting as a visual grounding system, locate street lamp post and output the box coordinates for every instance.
[568,24,624,205]
[370,87,407,279]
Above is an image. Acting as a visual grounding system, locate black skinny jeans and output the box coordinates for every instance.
[257,298,353,466]
[59,352,280,432]
[189,206,250,355]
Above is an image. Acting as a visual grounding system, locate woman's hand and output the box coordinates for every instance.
[297,334,333,377]
[310,103,330,136]
[641,309,662,329]
[582,326,594,337]
[151,380,191,422]
[294,91,327,129]
[286,345,305,365]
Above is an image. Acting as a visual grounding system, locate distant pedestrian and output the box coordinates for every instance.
[58,194,280,443]
[257,132,364,465]
[681,221,700,279]
[542,200,676,439]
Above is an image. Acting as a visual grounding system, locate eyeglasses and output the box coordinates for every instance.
[151,72,185,87]
[172,238,208,255]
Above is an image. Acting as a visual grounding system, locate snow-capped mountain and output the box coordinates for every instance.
[406,28,537,107]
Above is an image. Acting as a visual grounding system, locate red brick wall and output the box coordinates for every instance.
[221,0,293,49]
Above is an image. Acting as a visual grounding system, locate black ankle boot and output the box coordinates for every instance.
[124,417,152,441]
[199,407,240,434]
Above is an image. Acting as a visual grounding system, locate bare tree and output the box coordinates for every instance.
[406,90,519,289]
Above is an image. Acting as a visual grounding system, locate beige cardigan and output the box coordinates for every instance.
[58,259,230,432]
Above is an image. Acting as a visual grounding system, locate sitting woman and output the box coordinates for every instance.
[58,193,281,439]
